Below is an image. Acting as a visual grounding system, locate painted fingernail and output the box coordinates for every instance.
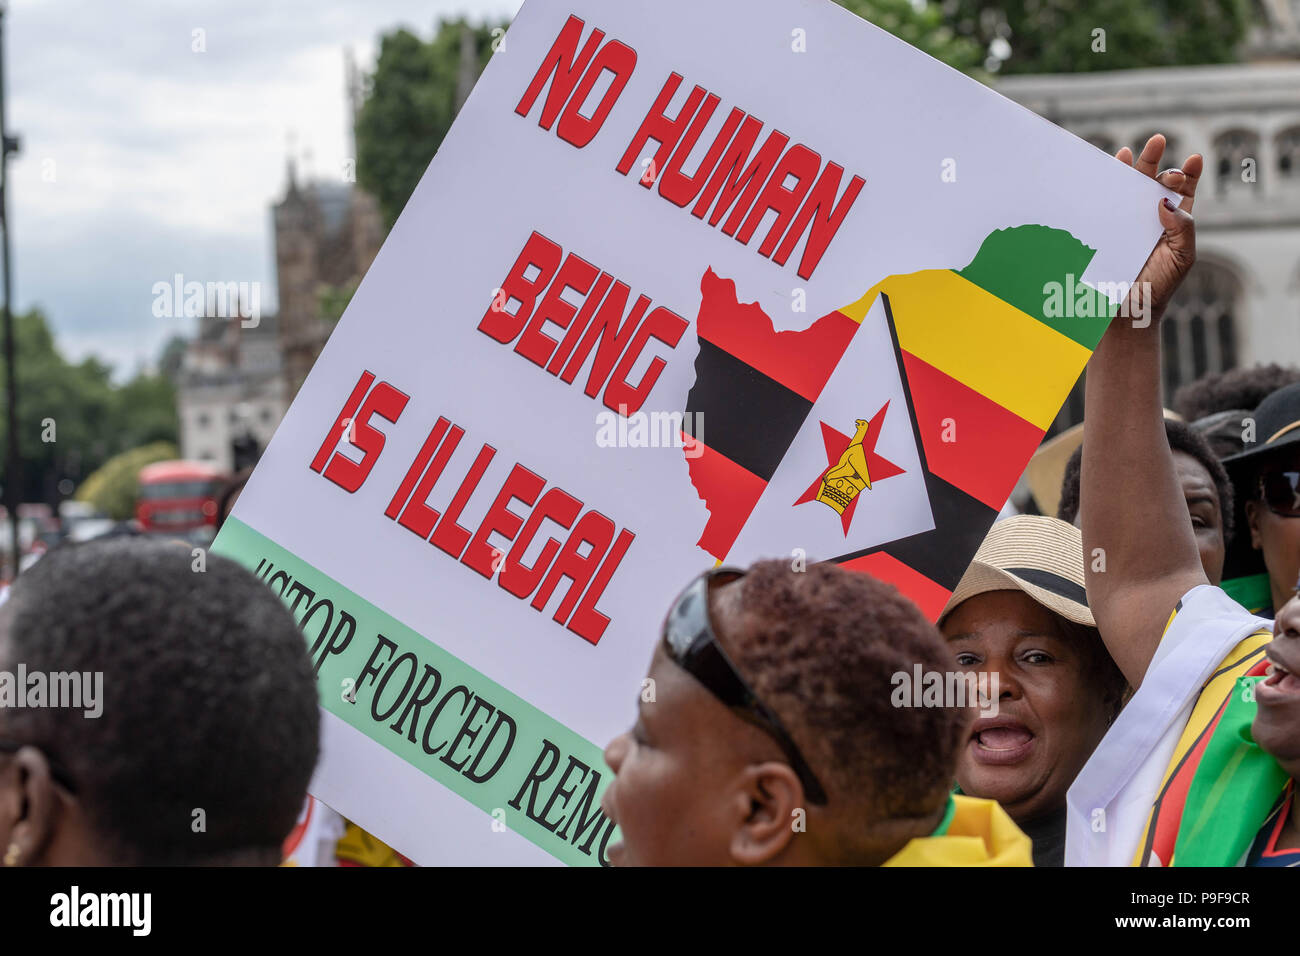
[1162,197,1178,211]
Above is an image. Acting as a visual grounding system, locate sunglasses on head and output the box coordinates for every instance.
[1259,471,1300,518]
[661,567,828,805]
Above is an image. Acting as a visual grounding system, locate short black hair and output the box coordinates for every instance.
[1057,419,1234,543]
[0,538,319,864]
[717,560,967,842]
[1173,364,1300,423]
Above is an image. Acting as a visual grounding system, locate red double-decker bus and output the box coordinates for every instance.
[136,460,226,534]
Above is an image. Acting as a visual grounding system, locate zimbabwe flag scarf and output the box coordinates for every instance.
[1162,664,1291,866]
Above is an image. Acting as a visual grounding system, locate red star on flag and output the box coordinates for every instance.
[794,401,906,535]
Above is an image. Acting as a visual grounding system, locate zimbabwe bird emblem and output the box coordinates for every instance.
[795,403,905,534]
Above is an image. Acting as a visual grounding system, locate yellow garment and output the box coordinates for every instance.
[883,795,1032,867]
[1130,625,1272,866]
[334,821,411,867]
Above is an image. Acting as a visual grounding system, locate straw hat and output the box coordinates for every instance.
[939,515,1093,627]
[1023,409,1182,516]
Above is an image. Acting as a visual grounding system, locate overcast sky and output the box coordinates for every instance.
[6,0,520,377]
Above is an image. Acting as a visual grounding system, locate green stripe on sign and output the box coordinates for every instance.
[212,516,616,867]
[955,224,1114,351]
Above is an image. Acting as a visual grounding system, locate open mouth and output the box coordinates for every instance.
[1259,658,1300,701]
[968,719,1035,765]
[1264,662,1300,690]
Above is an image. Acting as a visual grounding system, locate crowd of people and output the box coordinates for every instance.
[0,133,1296,867]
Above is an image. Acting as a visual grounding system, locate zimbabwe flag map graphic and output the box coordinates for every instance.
[682,224,1115,621]
[793,406,906,535]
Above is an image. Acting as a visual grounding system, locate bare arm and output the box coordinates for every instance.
[1082,136,1206,689]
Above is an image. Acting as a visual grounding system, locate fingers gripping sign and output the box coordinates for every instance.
[1114,135,1202,323]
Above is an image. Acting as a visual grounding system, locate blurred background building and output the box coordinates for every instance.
[274,156,384,399]
[175,58,385,471]
[12,3,1300,573]
[172,6,1300,457]
[175,310,284,471]
[1000,1,1300,434]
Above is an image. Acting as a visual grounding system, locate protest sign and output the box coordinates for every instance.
[214,0,1175,865]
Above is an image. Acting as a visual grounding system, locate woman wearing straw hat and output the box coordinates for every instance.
[939,515,1125,867]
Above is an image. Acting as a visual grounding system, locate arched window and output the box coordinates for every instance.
[1278,126,1300,180]
[1213,129,1260,194]
[1160,260,1243,401]
[1044,260,1243,439]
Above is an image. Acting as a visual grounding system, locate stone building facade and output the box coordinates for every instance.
[999,55,1300,433]
[272,162,385,397]
[175,312,286,472]
[176,163,385,473]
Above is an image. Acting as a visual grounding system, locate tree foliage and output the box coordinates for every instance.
[317,282,358,326]
[158,334,188,380]
[355,19,503,227]
[0,310,180,507]
[355,9,984,228]
[835,0,985,72]
[940,0,1251,75]
[74,441,179,521]
[351,1,1251,229]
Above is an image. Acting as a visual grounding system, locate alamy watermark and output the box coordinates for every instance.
[0,664,103,718]
[1042,275,1154,328]
[50,886,150,936]
[596,406,703,458]
[151,274,261,327]
[890,665,999,719]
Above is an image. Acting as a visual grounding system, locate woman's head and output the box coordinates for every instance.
[0,538,320,866]
[1254,588,1300,779]
[1242,448,1300,615]
[1058,419,1233,585]
[1174,363,1300,435]
[942,592,1123,823]
[602,560,970,867]
[1226,383,1300,613]
[939,516,1125,824]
